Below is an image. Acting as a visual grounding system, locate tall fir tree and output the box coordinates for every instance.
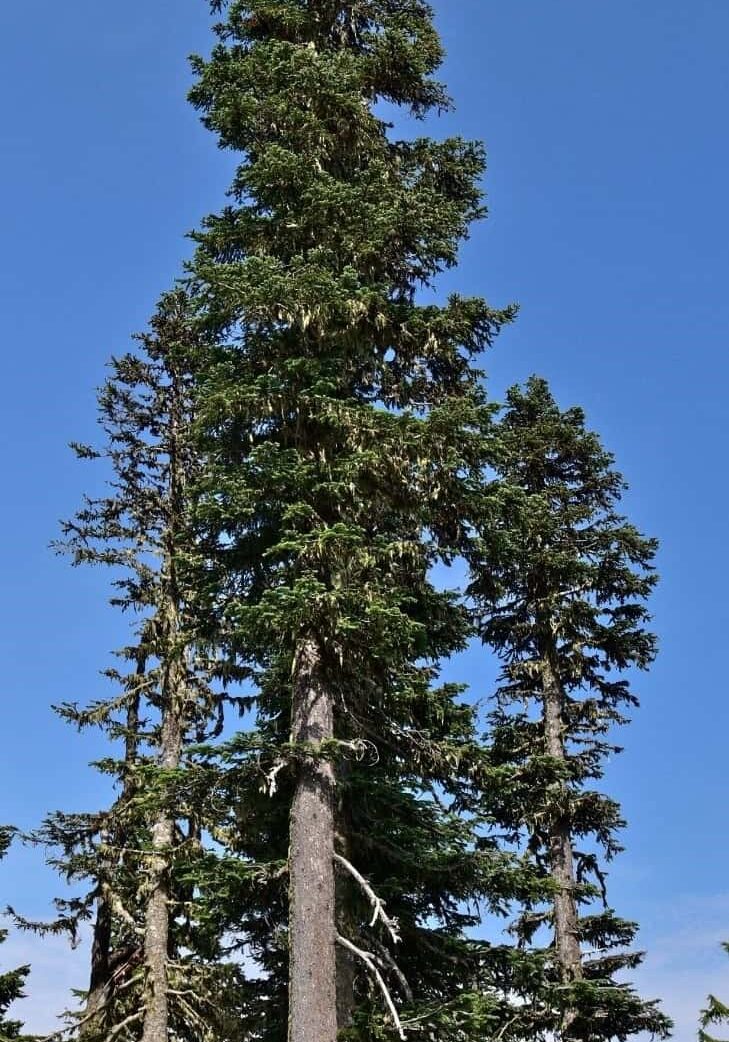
[185,1,517,1039]
[0,829,28,1042]
[35,293,250,1042]
[468,377,671,1041]
[185,643,550,1042]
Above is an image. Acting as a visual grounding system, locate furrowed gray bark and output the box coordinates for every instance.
[140,634,184,1042]
[288,638,338,1042]
[141,365,187,1042]
[80,889,112,1039]
[542,649,583,1036]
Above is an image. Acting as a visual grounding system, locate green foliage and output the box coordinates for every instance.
[33,4,673,1041]
[469,378,671,1040]
[181,0,524,1037]
[35,295,251,1041]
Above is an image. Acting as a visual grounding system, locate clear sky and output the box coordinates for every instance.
[1,1,727,1037]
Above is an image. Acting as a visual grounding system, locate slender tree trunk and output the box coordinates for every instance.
[140,656,184,1042]
[542,655,583,983]
[140,608,183,1042]
[288,638,338,1042]
[141,359,188,1042]
[80,888,112,1039]
[82,681,143,1039]
[141,817,174,1042]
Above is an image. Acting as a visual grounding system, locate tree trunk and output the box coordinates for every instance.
[542,656,583,985]
[141,359,188,1042]
[82,682,143,1039]
[288,638,338,1042]
[80,888,112,1039]
[141,640,184,1042]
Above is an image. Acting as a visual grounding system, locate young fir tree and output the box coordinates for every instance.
[0,830,28,1042]
[36,293,249,1042]
[699,947,729,1042]
[185,2,518,1039]
[468,377,671,1041]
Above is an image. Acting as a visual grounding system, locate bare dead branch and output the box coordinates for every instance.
[261,759,287,796]
[107,891,144,937]
[337,934,406,1040]
[333,852,400,944]
[108,1010,144,1040]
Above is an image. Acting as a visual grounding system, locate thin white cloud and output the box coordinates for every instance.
[630,892,729,1040]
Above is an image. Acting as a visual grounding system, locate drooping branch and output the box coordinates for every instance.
[333,852,400,945]
[336,934,407,1041]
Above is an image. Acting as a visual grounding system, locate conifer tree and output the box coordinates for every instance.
[185,2,515,1039]
[37,293,249,1042]
[187,648,548,1042]
[469,377,671,1041]
[700,947,729,1042]
[0,830,28,1042]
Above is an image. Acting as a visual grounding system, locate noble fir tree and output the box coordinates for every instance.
[699,946,729,1042]
[35,293,249,1042]
[468,377,671,1041]
[0,830,28,1042]
[184,1,518,1039]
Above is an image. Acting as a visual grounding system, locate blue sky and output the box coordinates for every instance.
[1,1,728,1037]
